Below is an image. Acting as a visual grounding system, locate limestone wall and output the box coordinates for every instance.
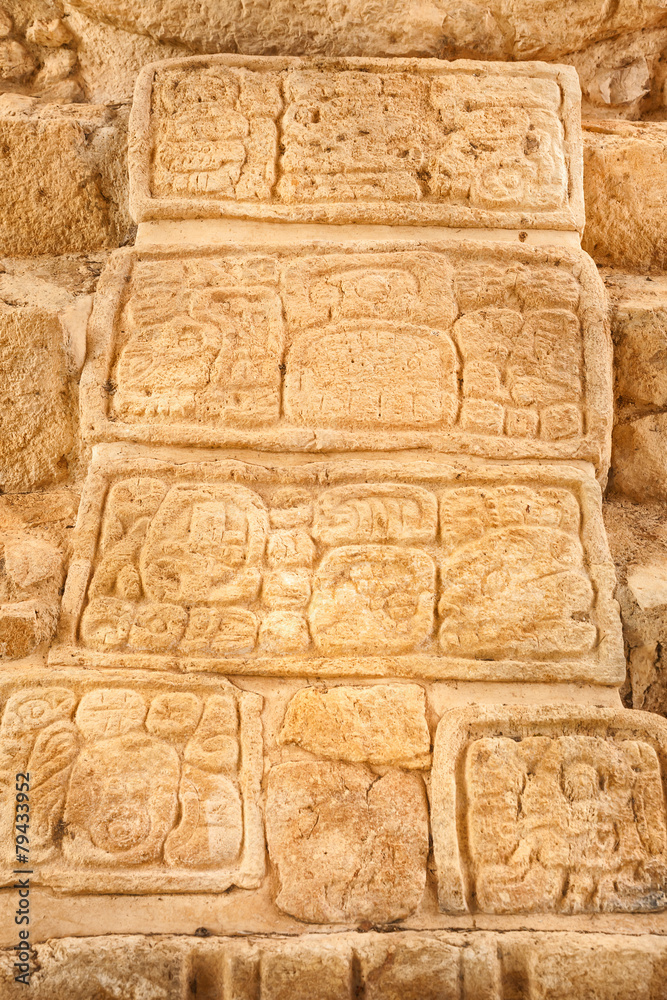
[1,8,667,999]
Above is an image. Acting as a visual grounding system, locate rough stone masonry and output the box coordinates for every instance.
[1,4,667,999]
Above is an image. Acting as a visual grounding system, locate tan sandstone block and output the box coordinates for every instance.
[260,943,352,1000]
[50,445,624,684]
[432,705,667,915]
[0,670,264,893]
[612,413,667,502]
[4,931,667,999]
[583,122,667,271]
[266,760,429,924]
[605,271,667,413]
[0,103,131,255]
[0,533,64,659]
[128,56,584,231]
[0,935,189,1000]
[502,931,667,1000]
[0,307,75,492]
[279,684,431,767]
[82,241,611,474]
[64,0,667,62]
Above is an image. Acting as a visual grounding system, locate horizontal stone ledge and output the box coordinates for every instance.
[1,929,667,999]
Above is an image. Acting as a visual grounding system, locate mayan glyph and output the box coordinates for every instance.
[0,671,263,892]
[2,19,667,996]
[83,242,612,468]
[51,447,624,682]
[128,57,584,229]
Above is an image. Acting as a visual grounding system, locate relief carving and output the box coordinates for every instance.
[432,707,667,915]
[129,57,584,231]
[82,244,611,473]
[50,449,624,684]
[0,673,264,893]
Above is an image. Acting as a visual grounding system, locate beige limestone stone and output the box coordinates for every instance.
[606,271,667,413]
[583,122,667,271]
[0,669,264,892]
[603,497,667,714]
[0,934,189,999]
[432,705,667,914]
[612,413,667,502]
[82,241,612,472]
[0,533,64,659]
[0,306,75,492]
[569,26,667,120]
[3,931,667,998]
[0,101,131,255]
[128,56,584,231]
[279,683,431,767]
[266,760,429,923]
[62,0,667,63]
[51,445,624,684]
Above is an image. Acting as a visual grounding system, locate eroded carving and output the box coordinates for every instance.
[129,57,584,230]
[432,707,667,915]
[82,244,610,473]
[51,449,624,683]
[0,673,264,893]
[265,761,429,924]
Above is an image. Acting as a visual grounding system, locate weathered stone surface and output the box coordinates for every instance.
[0,307,75,492]
[612,413,667,502]
[433,706,667,914]
[0,670,264,892]
[63,0,667,63]
[0,101,131,255]
[83,242,611,471]
[51,446,624,683]
[0,2,82,101]
[583,122,667,271]
[571,26,667,121]
[0,935,188,1000]
[0,533,63,659]
[606,271,667,414]
[279,684,431,767]
[128,56,584,231]
[603,496,667,715]
[266,760,429,923]
[3,931,667,998]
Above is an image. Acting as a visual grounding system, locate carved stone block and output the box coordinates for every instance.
[432,706,667,914]
[128,56,584,231]
[279,683,431,767]
[82,242,611,473]
[265,760,429,923]
[50,446,624,683]
[0,670,264,893]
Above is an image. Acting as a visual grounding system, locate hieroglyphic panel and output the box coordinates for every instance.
[432,706,667,915]
[49,447,624,683]
[128,56,584,230]
[81,243,611,474]
[0,671,264,893]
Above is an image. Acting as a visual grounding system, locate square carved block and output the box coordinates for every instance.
[128,56,584,231]
[50,446,624,684]
[0,670,264,893]
[432,706,667,915]
[82,242,611,474]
